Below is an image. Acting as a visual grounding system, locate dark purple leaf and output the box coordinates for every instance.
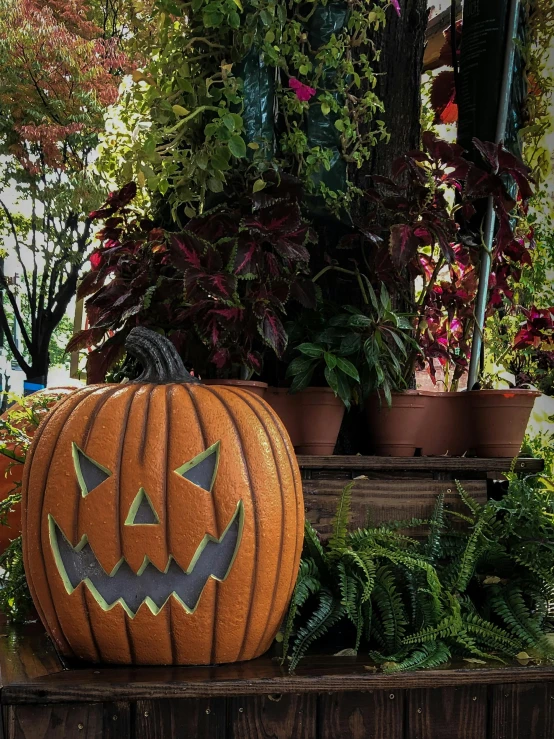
[389,224,420,266]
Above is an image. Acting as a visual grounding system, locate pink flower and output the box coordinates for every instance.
[391,0,401,16]
[289,77,316,102]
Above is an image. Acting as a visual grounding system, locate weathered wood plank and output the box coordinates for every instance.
[303,479,487,536]
[407,686,487,739]
[297,456,542,474]
[0,619,63,690]
[5,656,554,704]
[490,683,554,739]
[7,703,105,739]
[229,694,316,739]
[318,690,403,739]
[134,698,225,739]
[101,702,131,739]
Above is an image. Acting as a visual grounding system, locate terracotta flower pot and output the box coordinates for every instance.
[203,379,268,399]
[266,387,300,447]
[468,389,541,457]
[365,390,427,457]
[419,391,471,457]
[295,388,345,455]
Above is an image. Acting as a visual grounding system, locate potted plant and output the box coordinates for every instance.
[335,134,536,456]
[69,176,317,398]
[283,305,361,454]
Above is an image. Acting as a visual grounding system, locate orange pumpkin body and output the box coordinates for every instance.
[0,388,76,553]
[22,331,303,665]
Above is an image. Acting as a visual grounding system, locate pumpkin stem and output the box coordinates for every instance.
[125,328,200,384]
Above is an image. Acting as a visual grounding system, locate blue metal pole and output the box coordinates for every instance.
[467,0,521,390]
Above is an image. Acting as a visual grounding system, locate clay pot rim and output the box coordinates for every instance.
[418,390,469,398]
[296,386,340,396]
[467,388,541,397]
[204,379,268,388]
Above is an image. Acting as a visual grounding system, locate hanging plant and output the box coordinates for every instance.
[97,0,400,221]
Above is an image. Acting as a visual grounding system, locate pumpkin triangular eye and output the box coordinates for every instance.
[125,488,160,525]
[72,443,111,497]
[175,441,220,492]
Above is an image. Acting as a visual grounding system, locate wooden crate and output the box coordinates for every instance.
[299,456,543,537]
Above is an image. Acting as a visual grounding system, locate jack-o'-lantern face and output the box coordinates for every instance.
[48,441,244,618]
[22,328,304,666]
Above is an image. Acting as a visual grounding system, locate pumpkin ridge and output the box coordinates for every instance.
[200,385,258,663]
[35,387,103,659]
[162,385,172,569]
[139,384,155,464]
[184,384,220,664]
[23,387,99,655]
[186,385,208,448]
[116,388,141,562]
[254,392,303,606]
[124,609,137,664]
[74,386,124,544]
[82,584,103,662]
[224,387,286,657]
[167,593,176,665]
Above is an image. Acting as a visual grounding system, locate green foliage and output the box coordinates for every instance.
[286,285,416,406]
[282,473,554,672]
[0,391,67,622]
[99,0,397,220]
[2,291,74,371]
[0,536,33,623]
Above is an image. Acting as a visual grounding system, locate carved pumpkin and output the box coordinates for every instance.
[22,329,303,665]
[0,388,76,553]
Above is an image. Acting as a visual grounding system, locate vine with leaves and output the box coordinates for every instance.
[98,0,398,222]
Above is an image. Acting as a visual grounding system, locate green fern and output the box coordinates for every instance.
[282,474,554,672]
[425,491,445,563]
[328,481,354,555]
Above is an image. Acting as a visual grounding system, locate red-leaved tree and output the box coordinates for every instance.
[0,0,135,383]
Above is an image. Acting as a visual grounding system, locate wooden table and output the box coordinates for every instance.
[2,618,554,739]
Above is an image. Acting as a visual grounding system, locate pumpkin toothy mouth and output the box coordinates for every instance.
[48,501,243,617]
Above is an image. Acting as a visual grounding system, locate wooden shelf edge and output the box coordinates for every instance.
[296,456,544,473]
[3,661,554,704]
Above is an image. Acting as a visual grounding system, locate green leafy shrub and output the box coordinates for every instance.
[283,474,554,671]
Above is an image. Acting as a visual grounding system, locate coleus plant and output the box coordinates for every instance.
[69,175,317,381]
[339,132,535,389]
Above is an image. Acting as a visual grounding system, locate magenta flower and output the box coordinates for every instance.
[289,77,316,102]
[391,0,401,16]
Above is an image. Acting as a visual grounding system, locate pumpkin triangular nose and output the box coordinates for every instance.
[125,488,159,525]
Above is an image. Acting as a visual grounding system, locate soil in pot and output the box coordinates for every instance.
[468,389,541,457]
[203,379,268,399]
[365,390,427,456]
[419,391,471,457]
[266,387,300,447]
[295,387,345,455]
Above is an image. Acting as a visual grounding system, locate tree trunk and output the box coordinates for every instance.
[355,0,428,185]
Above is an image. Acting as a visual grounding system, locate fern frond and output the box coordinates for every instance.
[489,584,554,655]
[425,491,445,562]
[464,613,522,656]
[281,558,322,661]
[456,479,481,517]
[372,566,408,653]
[384,641,451,672]
[289,590,346,671]
[303,520,328,576]
[328,482,354,556]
